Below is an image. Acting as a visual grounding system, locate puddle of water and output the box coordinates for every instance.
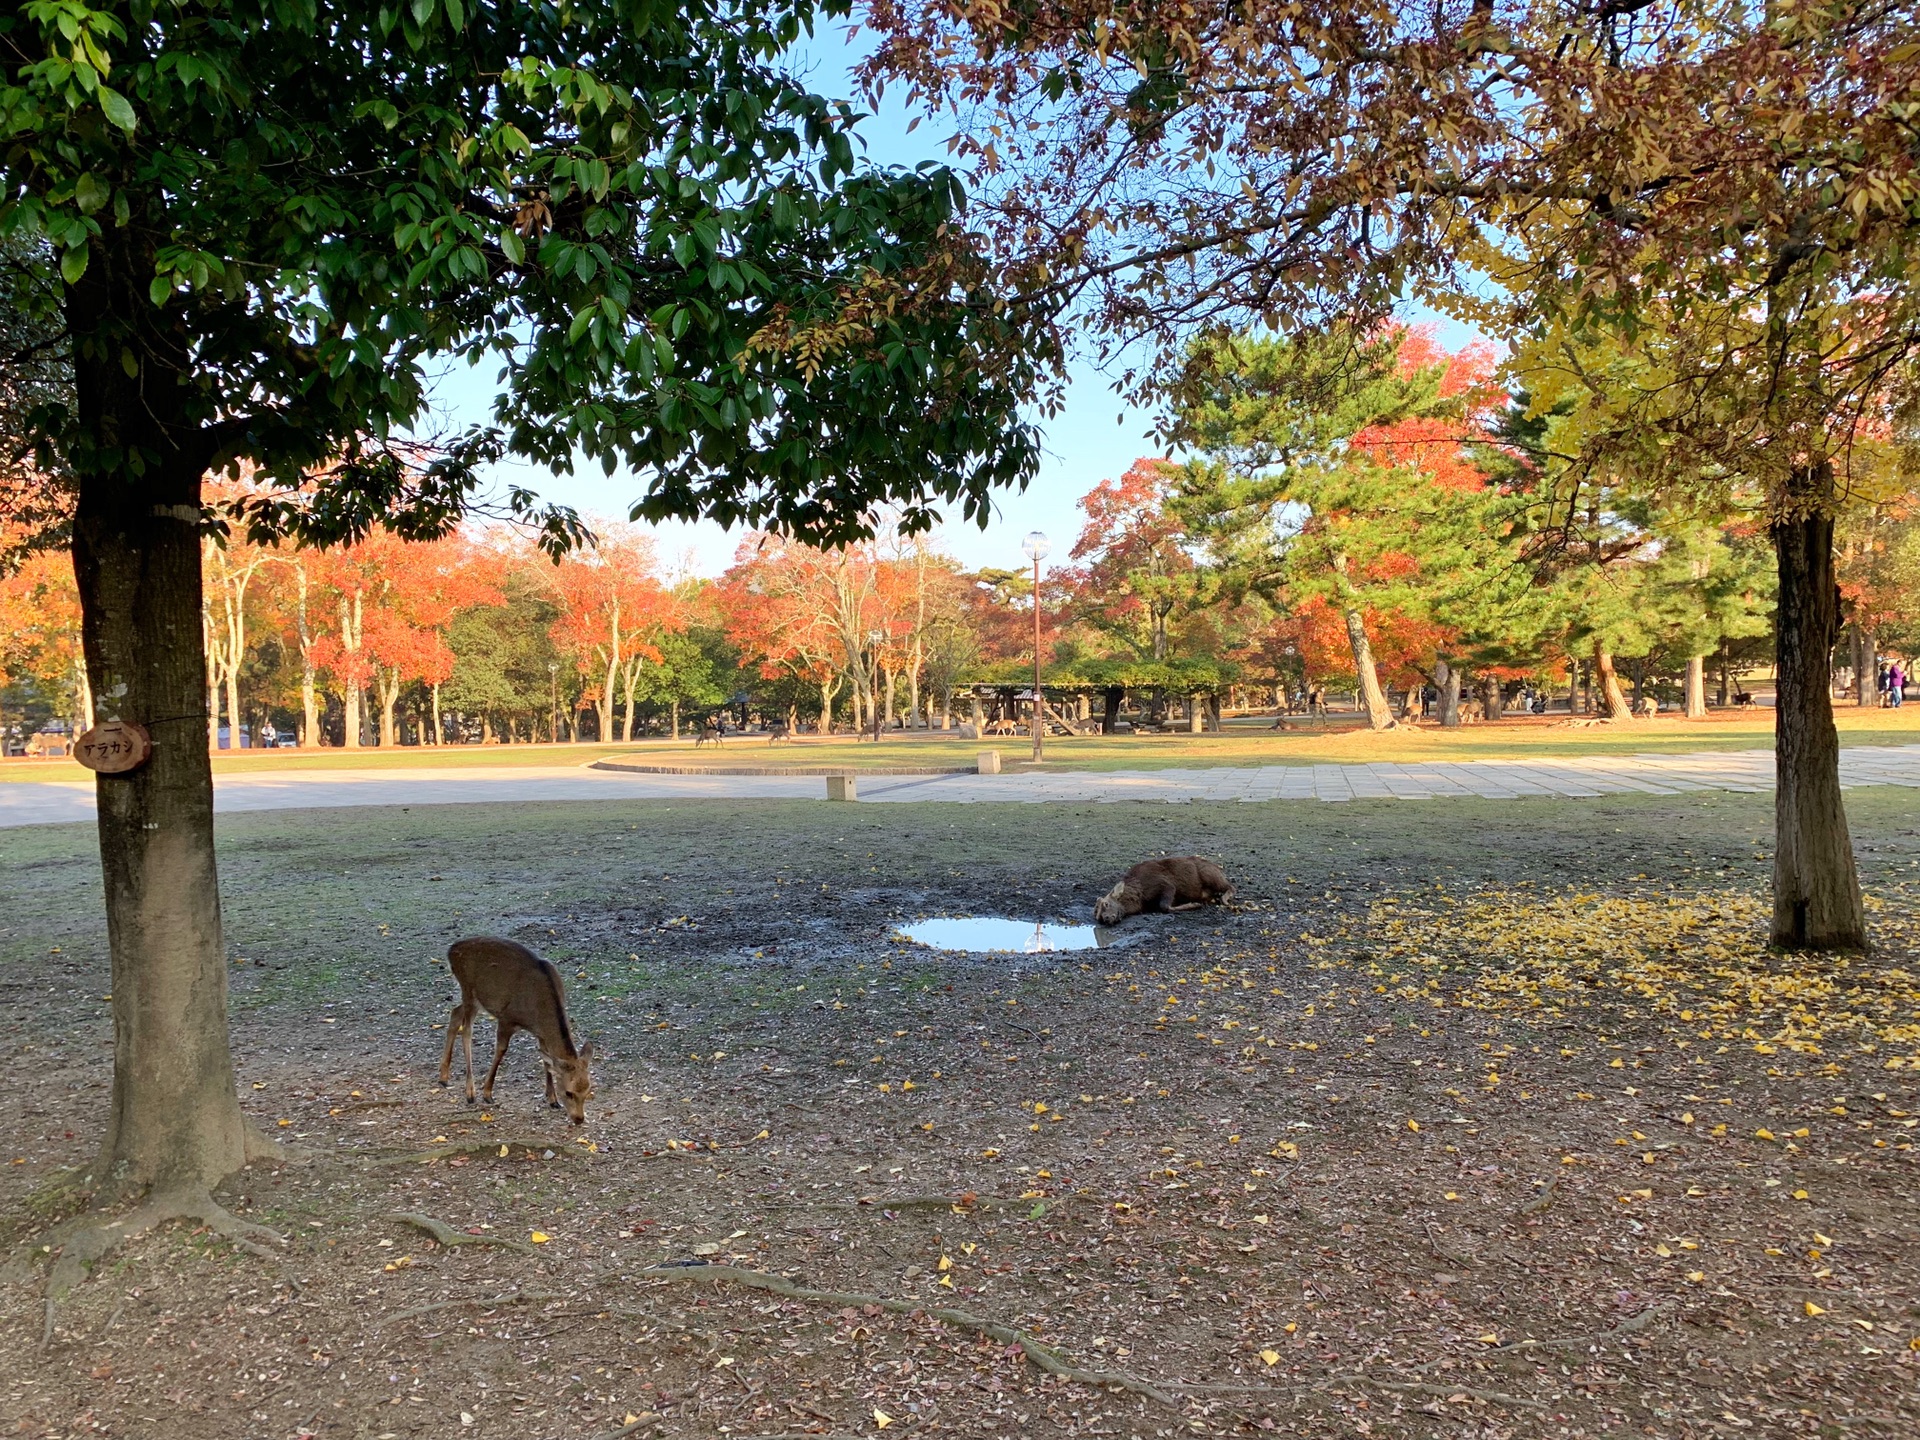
[895,916,1123,953]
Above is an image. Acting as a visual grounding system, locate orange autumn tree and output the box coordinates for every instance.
[549,526,680,742]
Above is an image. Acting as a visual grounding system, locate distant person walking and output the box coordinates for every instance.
[1890,660,1906,709]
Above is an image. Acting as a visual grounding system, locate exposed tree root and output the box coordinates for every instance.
[378,1289,565,1328]
[1514,1176,1562,1217]
[368,1138,589,1165]
[640,1264,1551,1418]
[641,1262,1184,1410]
[1491,1302,1673,1354]
[387,1211,537,1254]
[40,1187,286,1345]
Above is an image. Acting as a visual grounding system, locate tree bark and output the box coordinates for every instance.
[1771,474,1865,949]
[1592,644,1633,720]
[71,438,246,1197]
[430,681,442,745]
[1685,656,1707,719]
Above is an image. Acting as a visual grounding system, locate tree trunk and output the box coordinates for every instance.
[1436,656,1462,727]
[225,652,243,750]
[72,456,246,1198]
[1480,674,1503,722]
[1340,606,1395,730]
[1717,647,1731,707]
[294,567,320,746]
[1592,644,1633,720]
[670,698,680,740]
[1685,656,1707,719]
[1566,662,1578,716]
[1852,624,1876,707]
[430,682,442,745]
[1771,477,1865,949]
[1630,657,1646,713]
[378,673,399,748]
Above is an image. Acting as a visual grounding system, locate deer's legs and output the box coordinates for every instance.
[544,1063,560,1110]
[439,995,474,1095]
[481,1023,517,1103]
[462,1006,480,1103]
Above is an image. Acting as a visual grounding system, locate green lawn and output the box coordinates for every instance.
[5,705,1917,782]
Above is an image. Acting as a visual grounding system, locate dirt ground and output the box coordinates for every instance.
[2,790,1917,1440]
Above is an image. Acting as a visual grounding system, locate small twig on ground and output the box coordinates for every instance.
[1422,1219,1476,1266]
[584,1413,664,1440]
[387,1212,538,1255]
[1364,1380,1547,1410]
[640,1262,1188,1411]
[1492,1302,1674,1354]
[378,1289,565,1328]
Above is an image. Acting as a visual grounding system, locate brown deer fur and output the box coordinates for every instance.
[1094,857,1236,926]
[438,937,594,1124]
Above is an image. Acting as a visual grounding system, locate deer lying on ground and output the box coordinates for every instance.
[438,936,594,1124]
[1094,856,1236,926]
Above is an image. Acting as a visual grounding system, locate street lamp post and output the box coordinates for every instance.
[1021,531,1051,762]
[548,662,560,745]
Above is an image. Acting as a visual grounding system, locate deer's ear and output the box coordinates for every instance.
[579,1041,594,1061]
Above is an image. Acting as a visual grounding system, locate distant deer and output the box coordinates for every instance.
[438,937,594,1124]
[766,724,791,745]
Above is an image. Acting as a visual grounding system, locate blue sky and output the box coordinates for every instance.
[424,21,1478,577]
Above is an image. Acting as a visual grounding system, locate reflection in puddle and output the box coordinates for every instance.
[895,916,1122,953]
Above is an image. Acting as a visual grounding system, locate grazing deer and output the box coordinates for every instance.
[766,724,790,745]
[438,937,594,1124]
[1094,856,1236,926]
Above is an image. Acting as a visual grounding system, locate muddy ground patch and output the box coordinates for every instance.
[2,791,1917,1439]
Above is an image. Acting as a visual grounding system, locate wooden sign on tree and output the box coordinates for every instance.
[74,721,152,775]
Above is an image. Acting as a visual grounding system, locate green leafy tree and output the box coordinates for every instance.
[0,0,1046,1217]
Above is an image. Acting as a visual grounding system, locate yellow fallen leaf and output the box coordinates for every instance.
[276,1118,292,1127]
[1792,1189,1809,1200]
[1443,1191,1459,1201]
[874,1409,893,1428]
[1259,1349,1281,1365]
[938,1273,953,1288]
[1804,1301,1826,1316]
[1755,1128,1775,1141]
[1283,1322,1297,1334]
[530,1231,551,1244]
[1654,1244,1672,1257]
[1407,1120,1420,1132]
[624,1417,639,1426]
[1477,1332,1500,1344]
[1686,1271,1705,1282]
[498,1145,509,1157]
[1814,1232,1834,1246]
[937,1255,951,1271]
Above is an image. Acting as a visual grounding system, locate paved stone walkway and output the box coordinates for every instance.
[5,747,1920,827]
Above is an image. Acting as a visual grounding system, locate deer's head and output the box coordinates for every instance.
[1094,885,1130,927]
[549,1042,595,1125]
